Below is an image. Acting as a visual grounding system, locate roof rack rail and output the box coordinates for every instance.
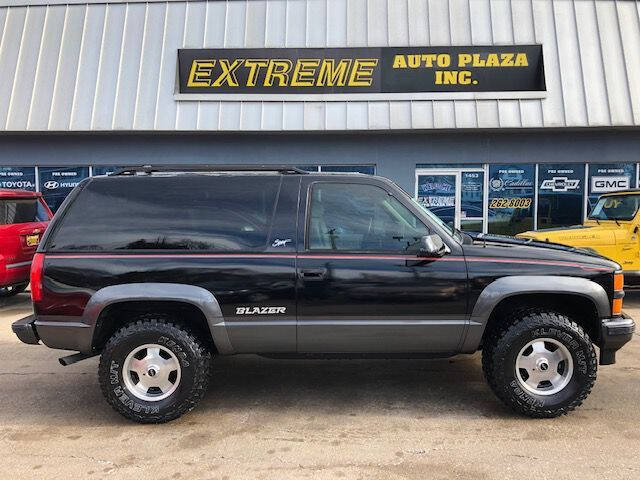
[113,165,308,176]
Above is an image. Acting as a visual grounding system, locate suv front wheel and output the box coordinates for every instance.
[482,309,597,418]
[98,316,212,423]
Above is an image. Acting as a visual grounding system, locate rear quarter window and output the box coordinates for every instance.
[0,199,49,225]
[47,175,281,252]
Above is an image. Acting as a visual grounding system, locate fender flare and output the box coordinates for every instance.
[460,276,610,353]
[82,283,234,354]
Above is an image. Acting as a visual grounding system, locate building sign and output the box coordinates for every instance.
[488,165,535,235]
[38,166,89,212]
[587,163,635,212]
[178,45,544,99]
[0,167,36,191]
[538,164,585,228]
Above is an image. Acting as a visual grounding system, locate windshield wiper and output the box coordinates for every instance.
[615,219,621,226]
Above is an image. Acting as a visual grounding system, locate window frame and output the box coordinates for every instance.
[303,180,432,254]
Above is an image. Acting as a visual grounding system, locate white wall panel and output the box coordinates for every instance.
[27,5,64,130]
[6,6,45,130]
[574,0,609,126]
[0,0,637,132]
[91,4,126,129]
[616,0,640,125]
[133,2,165,129]
[112,3,144,129]
[595,0,633,126]
[48,5,84,130]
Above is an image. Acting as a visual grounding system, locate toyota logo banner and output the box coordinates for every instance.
[0,167,36,191]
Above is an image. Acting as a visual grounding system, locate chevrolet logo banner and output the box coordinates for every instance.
[177,45,544,99]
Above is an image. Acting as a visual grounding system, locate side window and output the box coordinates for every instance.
[49,175,281,252]
[308,183,429,252]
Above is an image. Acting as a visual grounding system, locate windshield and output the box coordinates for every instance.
[411,198,463,243]
[589,195,640,221]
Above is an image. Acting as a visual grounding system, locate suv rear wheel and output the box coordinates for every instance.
[98,316,212,423]
[482,309,597,418]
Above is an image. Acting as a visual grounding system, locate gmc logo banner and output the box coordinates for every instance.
[177,45,544,99]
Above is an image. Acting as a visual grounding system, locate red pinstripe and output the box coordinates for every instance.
[46,252,612,272]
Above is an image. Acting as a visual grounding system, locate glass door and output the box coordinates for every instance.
[415,170,461,229]
[415,167,486,232]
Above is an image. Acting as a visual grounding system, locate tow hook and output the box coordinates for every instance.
[58,352,97,366]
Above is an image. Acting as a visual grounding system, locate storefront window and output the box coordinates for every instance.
[537,164,585,229]
[92,165,120,176]
[38,166,89,212]
[416,173,457,227]
[320,165,375,174]
[0,167,36,191]
[488,164,535,235]
[461,171,484,220]
[587,163,635,213]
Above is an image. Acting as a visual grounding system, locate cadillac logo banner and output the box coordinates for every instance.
[177,45,544,100]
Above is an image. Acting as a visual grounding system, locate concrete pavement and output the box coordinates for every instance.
[1,291,639,479]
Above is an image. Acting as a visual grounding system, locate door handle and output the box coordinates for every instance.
[301,268,327,280]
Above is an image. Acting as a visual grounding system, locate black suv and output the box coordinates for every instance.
[12,166,635,423]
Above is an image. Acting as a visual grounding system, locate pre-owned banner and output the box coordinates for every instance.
[38,166,89,213]
[178,45,544,98]
[0,167,36,191]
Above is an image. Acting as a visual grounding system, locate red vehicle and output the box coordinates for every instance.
[0,189,52,297]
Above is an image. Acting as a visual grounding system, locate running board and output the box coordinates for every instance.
[59,352,97,366]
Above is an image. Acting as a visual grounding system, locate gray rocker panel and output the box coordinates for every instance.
[460,276,611,353]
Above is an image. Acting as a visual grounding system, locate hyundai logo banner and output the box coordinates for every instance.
[178,45,545,98]
[38,166,89,213]
[0,167,36,191]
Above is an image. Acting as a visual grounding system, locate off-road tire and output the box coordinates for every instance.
[99,316,212,423]
[482,309,597,418]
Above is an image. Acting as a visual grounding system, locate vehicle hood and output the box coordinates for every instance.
[465,232,620,271]
[516,221,622,247]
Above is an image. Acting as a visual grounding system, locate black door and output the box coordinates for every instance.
[296,178,468,353]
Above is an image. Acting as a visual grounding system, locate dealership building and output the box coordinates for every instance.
[0,0,639,235]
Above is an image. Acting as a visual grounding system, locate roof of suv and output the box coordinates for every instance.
[0,188,42,198]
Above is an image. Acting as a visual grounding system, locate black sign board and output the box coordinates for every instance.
[178,45,544,96]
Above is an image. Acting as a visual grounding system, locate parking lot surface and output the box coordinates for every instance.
[1,292,639,480]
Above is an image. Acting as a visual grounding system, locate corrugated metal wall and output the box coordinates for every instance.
[0,0,638,132]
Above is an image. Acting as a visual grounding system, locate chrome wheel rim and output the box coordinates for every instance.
[515,338,573,396]
[122,344,181,402]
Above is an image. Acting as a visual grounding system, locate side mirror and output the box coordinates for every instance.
[418,234,450,257]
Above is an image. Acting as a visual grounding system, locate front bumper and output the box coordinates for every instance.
[600,314,635,365]
[11,314,40,345]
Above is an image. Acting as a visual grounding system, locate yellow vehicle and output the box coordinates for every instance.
[518,190,640,283]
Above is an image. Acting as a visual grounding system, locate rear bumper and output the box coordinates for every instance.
[599,314,635,365]
[11,314,40,345]
[12,314,93,352]
[0,263,30,288]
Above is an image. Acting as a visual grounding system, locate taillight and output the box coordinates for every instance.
[612,271,624,316]
[30,253,45,303]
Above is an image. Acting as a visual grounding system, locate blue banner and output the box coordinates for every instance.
[587,163,635,212]
[0,167,36,191]
[537,163,585,228]
[92,165,120,176]
[488,164,535,235]
[39,166,89,212]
